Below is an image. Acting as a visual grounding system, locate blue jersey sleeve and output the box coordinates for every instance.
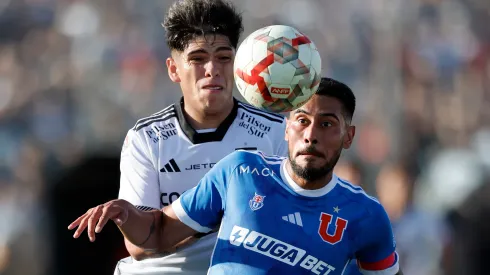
[354,202,400,275]
[171,151,239,233]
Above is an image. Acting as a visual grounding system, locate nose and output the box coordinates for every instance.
[303,124,318,145]
[204,60,221,78]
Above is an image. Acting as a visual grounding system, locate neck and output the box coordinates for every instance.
[182,98,234,130]
[285,161,333,190]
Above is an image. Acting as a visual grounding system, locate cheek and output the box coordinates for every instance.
[285,126,301,146]
[177,64,191,79]
[194,66,206,79]
[183,64,205,80]
[179,72,193,90]
[223,63,234,79]
[288,125,304,141]
[324,128,343,144]
[289,122,304,131]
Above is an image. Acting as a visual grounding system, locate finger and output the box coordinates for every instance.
[113,205,128,226]
[97,204,128,232]
[73,213,91,239]
[68,207,94,230]
[95,206,114,233]
[87,206,103,242]
[68,214,86,230]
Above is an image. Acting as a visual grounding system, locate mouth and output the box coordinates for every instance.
[297,151,324,158]
[201,84,224,91]
[298,153,321,158]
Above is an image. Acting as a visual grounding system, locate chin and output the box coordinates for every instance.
[298,155,323,163]
[296,158,323,169]
[205,91,231,102]
[203,98,231,114]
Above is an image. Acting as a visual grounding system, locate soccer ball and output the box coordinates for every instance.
[234,25,322,113]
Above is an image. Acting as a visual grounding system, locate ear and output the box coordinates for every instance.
[166,57,181,83]
[342,125,356,149]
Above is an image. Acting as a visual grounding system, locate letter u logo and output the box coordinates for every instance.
[318,213,348,245]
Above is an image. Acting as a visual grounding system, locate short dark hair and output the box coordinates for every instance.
[315,77,356,122]
[162,0,243,52]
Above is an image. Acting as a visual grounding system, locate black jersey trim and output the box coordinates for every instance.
[133,105,176,130]
[175,97,238,144]
[237,101,284,120]
[134,112,177,131]
[237,103,284,124]
[135,205,159,211]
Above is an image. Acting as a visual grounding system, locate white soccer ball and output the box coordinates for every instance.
[234,25,322,113]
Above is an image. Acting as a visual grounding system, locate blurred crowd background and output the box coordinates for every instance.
[0,0,489,274]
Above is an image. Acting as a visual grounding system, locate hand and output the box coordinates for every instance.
[68,199,131,242]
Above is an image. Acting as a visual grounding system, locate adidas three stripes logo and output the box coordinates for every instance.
[160,159,181,173]
[282,212,303,227]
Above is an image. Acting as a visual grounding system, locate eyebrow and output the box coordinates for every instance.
[187,46,233,56]
[294,109,340,121]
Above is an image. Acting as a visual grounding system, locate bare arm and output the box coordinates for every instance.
[122,206,194,260]
[68,199,197,256]
[125,234,152,260]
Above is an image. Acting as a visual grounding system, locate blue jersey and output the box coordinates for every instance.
[172,150,399,275]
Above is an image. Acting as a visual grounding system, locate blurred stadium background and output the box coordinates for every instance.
[0,0,489,274]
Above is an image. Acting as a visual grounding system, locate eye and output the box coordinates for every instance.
[297,118,308,124]
[189,56,205,63]
[322,121,333,127]
[218,56,232,61]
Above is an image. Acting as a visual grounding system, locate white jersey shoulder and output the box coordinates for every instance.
[119,98,287,210]
[118,104,179,210]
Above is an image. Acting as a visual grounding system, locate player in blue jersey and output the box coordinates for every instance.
[69,77,402,275]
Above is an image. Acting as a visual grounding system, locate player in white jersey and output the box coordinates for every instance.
[113,0,287,274]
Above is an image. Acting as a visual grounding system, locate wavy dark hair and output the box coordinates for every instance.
[162,0,243,52]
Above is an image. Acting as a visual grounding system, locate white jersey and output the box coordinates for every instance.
[115,97,287,275]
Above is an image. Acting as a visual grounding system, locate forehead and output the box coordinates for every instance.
[292,95,343,117]
[183,34,233,54]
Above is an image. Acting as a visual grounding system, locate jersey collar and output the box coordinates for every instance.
[280,159,338,197]
[175,97,239,144]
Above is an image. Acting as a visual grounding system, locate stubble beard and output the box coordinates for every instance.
[288,148,343,182]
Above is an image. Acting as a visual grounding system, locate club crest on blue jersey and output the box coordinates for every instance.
[249,193,265,211]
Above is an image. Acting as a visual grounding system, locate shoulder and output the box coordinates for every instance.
[335,176,385,216]
[236,101,286,126]
[124,104,180,147]
[131,104,177,132]
[219,150,284,170]
[232,149,285,162]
